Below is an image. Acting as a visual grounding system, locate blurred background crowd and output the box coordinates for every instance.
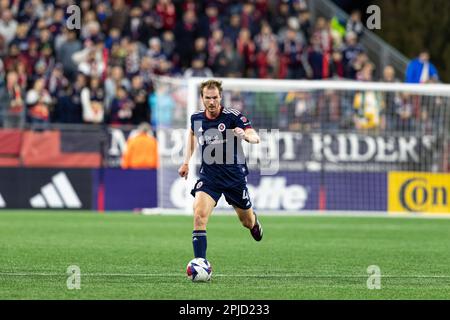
[0,0,444,132]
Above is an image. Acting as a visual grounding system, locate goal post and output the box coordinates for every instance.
[149,76,450,215]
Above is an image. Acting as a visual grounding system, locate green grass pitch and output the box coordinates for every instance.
[0,211,449,299]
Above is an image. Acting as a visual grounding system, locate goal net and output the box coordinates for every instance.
[151,77,450,215]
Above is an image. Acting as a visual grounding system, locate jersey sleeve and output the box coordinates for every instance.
[235,113,252,130]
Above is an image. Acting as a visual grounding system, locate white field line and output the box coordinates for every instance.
[0,272,449,279]
[140,209,450,219]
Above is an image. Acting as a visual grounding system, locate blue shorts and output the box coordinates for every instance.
[190,179,252,210]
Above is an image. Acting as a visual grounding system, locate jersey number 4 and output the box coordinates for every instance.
[242,190,249,200]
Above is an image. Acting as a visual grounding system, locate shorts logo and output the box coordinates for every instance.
[218,123,226,132]
[196,181,203,189]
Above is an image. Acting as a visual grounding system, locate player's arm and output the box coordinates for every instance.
[233,113,259,144]
[178,129,196,179]
[234,127,260,144]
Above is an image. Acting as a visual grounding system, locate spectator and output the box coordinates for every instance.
[121,122,159,169]
[184,56,213,78]
[223,13,241,45]
[155,0,177,31]
[240,2,259,36]
[124,6,146,42]
[11,23,30,53]
[107,0,130,32]
[3,43,29,73]
[405,50,439,83]
[73,40,106,79]
[146,37,167,71]
[270,1,291,34]
[54,72,86,124]
[81,76,105,124]
[160,30,176,61]
[198,3,221,39]
[56,30,82,82]
[124,41,143,77]
[328,50,345,78]
[0,9,18,45]
[109,85,134,125]
[207,28,224,68]
[353,65,386,132]
[298,10,313,44]
[25,77,52,125]
[394,93,415,132]
[47,63,68,101]
[174,9,198,69]
[148,83,175,128]
[381,65,400,130]
[312,17,333,55]
[81,10,102,41]
[0,70,25,128]
[213,38,243,78]
[130,75,150,125]
[346,10,364,40]
[382,65,399,83]
[356,60,375,81]
[254,22,279,78]
[279,28,307,79]
[191,37,208,67]
[346,51,369,80]
[138,56,155,90]
[236,27,256,77]
[341,31,365,71]
[104,65,131,112]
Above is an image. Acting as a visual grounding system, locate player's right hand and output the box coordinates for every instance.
[178,163,189,180]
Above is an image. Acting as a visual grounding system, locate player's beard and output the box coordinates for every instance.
[206,104,220,117]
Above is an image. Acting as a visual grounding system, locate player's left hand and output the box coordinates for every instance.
[233,127,245,139]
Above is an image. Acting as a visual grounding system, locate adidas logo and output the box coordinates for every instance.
[0,193,5,208]
[29,172,82,208]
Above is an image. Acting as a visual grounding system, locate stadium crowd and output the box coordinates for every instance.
[0,0,443,133]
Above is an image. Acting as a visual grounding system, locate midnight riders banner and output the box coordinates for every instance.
[107,128,441,172]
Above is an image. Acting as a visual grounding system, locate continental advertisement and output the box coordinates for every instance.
[389,172,450,214]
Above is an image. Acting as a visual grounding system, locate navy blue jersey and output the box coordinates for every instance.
[190,107,252,188]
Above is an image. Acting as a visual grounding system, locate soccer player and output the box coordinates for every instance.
[178,79,263,259]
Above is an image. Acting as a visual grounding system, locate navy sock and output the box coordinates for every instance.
[192,230,207,258]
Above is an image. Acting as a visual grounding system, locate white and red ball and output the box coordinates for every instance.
[186,258,212,282]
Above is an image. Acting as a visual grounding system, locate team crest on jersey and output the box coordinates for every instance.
[218,123,226,132]
[240,116,247,123]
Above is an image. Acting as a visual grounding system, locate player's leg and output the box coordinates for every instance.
[192,192,216,259]
[233,206,263,241]
[190,180,221,258]
[193,191,216,230]
[224,185,263,241]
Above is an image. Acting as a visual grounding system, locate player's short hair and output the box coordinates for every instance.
[200,79,223,97]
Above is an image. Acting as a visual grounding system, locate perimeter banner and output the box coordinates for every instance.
[388,172,450,213]
[162,169,387,212]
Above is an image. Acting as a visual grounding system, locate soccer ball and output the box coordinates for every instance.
[186,258,212,282]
